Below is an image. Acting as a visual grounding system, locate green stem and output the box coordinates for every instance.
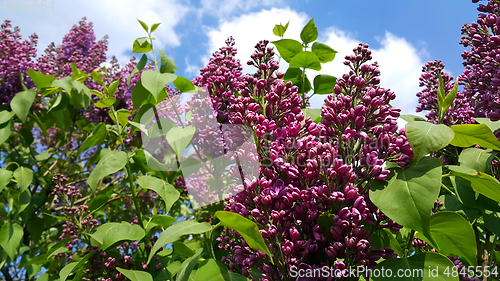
[405,230,415,258]
[112,106,145,229]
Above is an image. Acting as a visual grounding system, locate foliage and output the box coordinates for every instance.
[1,1,500,280]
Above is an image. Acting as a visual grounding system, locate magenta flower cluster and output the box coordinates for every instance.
[0,20,39,106]
[191,39,414,280]
[416,60,475,125]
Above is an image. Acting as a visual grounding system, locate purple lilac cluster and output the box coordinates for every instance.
[51,174,98,255]
[80,236,163,281]
[37,17,108,77]
[457,0,500,120]
[416,60,475,125]
[205,41,412,280]
[0,20,39,107]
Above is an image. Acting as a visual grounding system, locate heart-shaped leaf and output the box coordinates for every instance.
[370,157,442,246]
[405,121,454,162]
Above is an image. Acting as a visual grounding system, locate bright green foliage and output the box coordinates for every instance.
[148,220,212,263]
[272,22,289,37]
[138,175,180,213]
[405,121,454,162]
[215,211,273,263]
[416,212,477,266]
[370,157,442,245]
[117,267,153,281]
[450,123,500,150]
[87,150,128,191]
[90,222,145,250]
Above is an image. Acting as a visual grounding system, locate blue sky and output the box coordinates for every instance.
[2,0,481,114]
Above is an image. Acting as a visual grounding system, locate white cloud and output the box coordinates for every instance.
[200,9,427,115]
[202,8,308,74]
[184,56,200,77]
[199,0,284,20]
[308,29,427,115]
[6,0,189,66]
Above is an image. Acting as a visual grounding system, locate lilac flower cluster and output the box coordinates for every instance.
[38,17,108,77]
[201,41,411,280]
[457,0,500,121]
[0,20,39,106]
[51,174,98,251]
[416,60,475,125]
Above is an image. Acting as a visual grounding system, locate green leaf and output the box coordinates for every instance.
[440,79,459,121]
[450,123,500,150]
[137,19,149,32]
[300,18,318,45]
[311,42,337,63]
[128,120,148,135]
[272,22,289,37]
[302,108,322,124]
[437,73,446,115]
[166,125,196,157]
[283,68,312,93]
[90,222,145,250]
[215,211,273,263]
[313,74,336,94]
[132,79,152,111]
[173,241,195,258]
[27,69,56,89]
[138,176,180,214]
[159,49,177,74]
[141,70,177,102]
[70,80,92,109]
[117,267,153,281]
[0,111,15,124]
[70,62,89,81]
[148,220,212,263]
[133,37,153,54]
[52,77,73,94]
[448,165,500,203]
[11,89,36,122]
[127,54,148,87]
[176,248,203,281]
[372,252,457,281]
[94,97,116,108]
[149,215,176,228]
[194,259,249,281]
[0,222,23,261]
[271,39,303,63]
[452,176,500,212]
[87,150,128,192]
[458,148,497,173]
[48,92,70,112]
[0,169,12,193]
[369,228,403,257]
[79,123,108,153]
[289,51,321,71]
[476,117,500,131]
[14,166,32,193]
[484,210,500,236]
[173,76,196,93]
[109,109,131,126]
[151,22,161,33]
[415,212,477,266]
[107,79,121,96]
[59,252,93,281]
[370,157,442,245]
[0,120,12,144]
[405,122,454,162]
[399,114,426,123]
[91,68,104,86]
